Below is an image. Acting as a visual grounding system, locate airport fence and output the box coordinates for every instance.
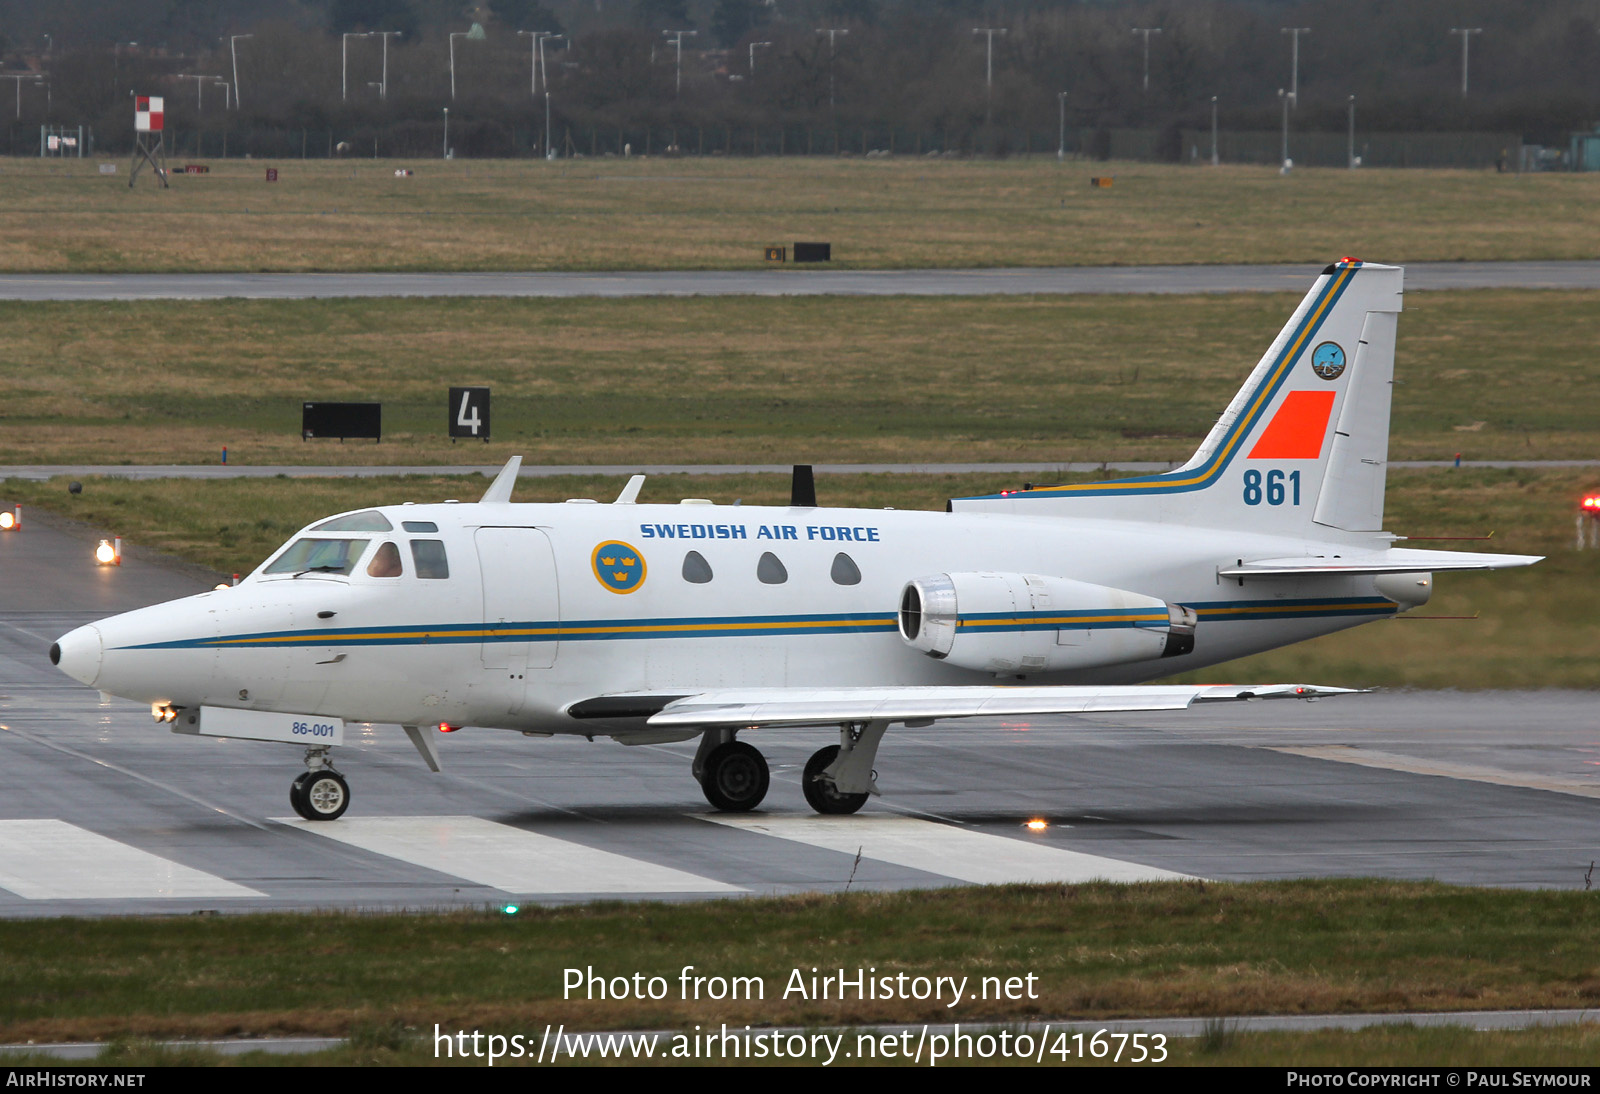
[3,120,1525,169]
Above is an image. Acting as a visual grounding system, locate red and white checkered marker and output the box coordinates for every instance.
[135,96,164,133]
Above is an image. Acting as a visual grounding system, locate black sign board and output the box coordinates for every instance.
[793,241,831,262]
[302,402,381,442]
[449,386,491,441]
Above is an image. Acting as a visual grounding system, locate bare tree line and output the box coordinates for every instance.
[5,0,1597,156]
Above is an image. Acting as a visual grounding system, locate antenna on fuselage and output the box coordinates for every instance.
[479,456,522,504]
[790,464,817,508]
[614,475,646,504]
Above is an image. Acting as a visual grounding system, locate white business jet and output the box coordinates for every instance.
[51,260,1539,821]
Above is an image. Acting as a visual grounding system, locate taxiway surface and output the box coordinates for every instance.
[1,261,1598,301]
[1,513,1595,916]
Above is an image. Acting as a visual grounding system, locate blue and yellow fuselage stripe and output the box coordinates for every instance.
[959,262,1360,501]
[117,597,1395,651]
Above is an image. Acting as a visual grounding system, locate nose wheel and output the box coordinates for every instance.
[290,747,349,821]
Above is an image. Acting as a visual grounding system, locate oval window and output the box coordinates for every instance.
[831,552,861,585]
[682,550,713,584]
[757,552,788,585]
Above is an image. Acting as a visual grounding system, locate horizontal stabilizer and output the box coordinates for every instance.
[638,683,1359,729]
[1220,548,1543,577]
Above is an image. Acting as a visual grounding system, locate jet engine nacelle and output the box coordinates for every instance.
[897,572,1197,675]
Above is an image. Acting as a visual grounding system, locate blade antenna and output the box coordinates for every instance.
[790,464,817,508]
[479,456,523,504]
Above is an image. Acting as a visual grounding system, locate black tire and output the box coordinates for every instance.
[802,745,869,815]
[700,741,769,812]
[290,769,350,821]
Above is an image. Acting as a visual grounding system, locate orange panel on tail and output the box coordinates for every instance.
[1248,390,1336,460]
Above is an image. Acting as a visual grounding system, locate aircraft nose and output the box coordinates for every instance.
[52,624,104,688]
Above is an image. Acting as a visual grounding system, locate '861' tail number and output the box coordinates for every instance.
[1242,469,1301,506]
[292,721,337,738]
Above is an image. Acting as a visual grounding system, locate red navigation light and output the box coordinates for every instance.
[438,722,460,733]
[1582,494,1600,512]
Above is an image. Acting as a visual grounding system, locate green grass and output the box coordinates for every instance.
[1,289,1596,465]
[4,466,1596,689]
[2,158,1598,273]
[2,881,1600,1044]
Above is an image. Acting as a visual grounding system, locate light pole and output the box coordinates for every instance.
[176,73,219,110]
[1057,91,1067,160]
[1130,27,1161,92]
[376,31,400,100]
[342,32,373,102]
[1347,94,1356,168]
[1450,27,1482,98]
[1281,27,1309,108]
[538,34,564,157]
[213,79,231,111]
[450,32,466,100]
[662,29,696,97]
[749,41,771,77]
[0,74,43,120]
[816,28,847,108]
[516,30,545,96]
[972,27,1007,91]
[230,34,251,111]
[1278,87,1295,170]
[1210,95,1218,166]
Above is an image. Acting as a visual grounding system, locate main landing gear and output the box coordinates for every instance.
[289,746,350,821]
[694,721,889,816]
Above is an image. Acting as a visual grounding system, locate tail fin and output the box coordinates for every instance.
[952,259,1404,538]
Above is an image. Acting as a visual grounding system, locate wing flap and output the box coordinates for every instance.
[636,683,1358,729]
[1220,548,1542,577]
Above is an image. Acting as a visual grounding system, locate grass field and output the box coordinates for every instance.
[1,289,1596,466]
[1,881,1598,1045]
[5,465,1596,689]
[1,158,1597,273]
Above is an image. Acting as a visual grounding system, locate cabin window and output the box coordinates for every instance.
[262,538,366,575]
[757,551,788,584]
[402,520,438,533]
[366,541,404,578]
[312,510,393,532]
[410,540,450,579]
[682,550,713,584]
[830,552,862,585]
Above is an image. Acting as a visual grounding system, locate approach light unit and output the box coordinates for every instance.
[95,537,122,566]
[0,506,16,531]
[1582,494,1600,514]
[1024,819,1049,831]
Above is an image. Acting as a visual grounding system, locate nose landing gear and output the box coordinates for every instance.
[289,747,349,821]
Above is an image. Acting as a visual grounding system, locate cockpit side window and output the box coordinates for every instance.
[410,540,450,579]
[366,541,404,577]
[313,510,394,532]
[262,538,366,575]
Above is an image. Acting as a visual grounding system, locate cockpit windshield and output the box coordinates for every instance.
[262,538,367,576]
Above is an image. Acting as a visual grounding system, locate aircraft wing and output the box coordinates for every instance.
[1218,547,1542,577]
[628,683,1358,730]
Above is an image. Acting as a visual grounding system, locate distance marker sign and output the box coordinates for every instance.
[449,386,491,441]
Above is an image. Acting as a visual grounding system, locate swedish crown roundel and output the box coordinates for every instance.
[592,541,647,594]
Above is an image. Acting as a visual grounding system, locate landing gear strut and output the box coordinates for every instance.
[289,746,350,821]
[802,720,888,816]
[695,730,770,812]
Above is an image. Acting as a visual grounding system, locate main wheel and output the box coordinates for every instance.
[802,745,869,815]
[290,770,350,821]
[700,741,769,812]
